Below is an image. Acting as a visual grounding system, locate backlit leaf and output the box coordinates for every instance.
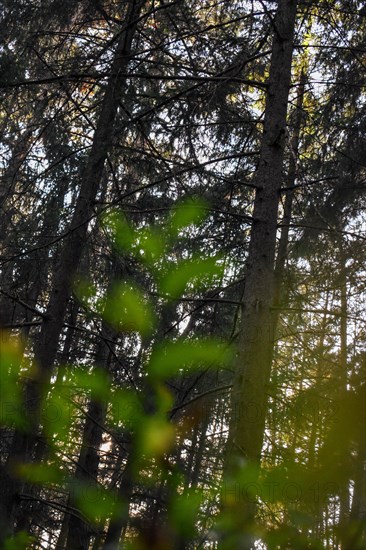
[138,416,176,457]
[70,481,123,524]
[102,210,135,251]
[168,197,208,233]
[16,463,64,485]
[160,255,223,298]
[0,335,27,429]
[103,282,154,336]
[109,388,143,428]
[147,339,232,380]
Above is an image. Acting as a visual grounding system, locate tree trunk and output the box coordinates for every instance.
[1,0,146,540]
[338,246,350,544]
[102,447,135,549]
[223,0,298,542]
[349,419,366,548]
[272,69,305,314]
[65,319,115,550]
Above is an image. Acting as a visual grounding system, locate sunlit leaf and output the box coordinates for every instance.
[70,367,110,402]
[73,278,97,307]
[168,197,208,233]
[102,210,135,251]
[137,226,166,265]
[169,489,204,537]
[70,481,123,524]
[147,339,232,380]
[0,334,27,429]
[16,462,64,485]
[138,416,176,457]
[42,382,76,444]
[103,282,155,336]
[221,461,260,508]
[4,532,35,550]
[155,384,174,415]
[160,255,224,298]
[109,388,143,429]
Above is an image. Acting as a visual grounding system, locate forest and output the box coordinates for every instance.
[0,0,366,548]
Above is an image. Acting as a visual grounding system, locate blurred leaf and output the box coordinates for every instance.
[109,388,143,429]
[169,489,204,537]
[102,210,135,251]
[221,461,260,508]
[103,282,154,336]
[168,197,208,233]
[137,226,166,266]
[155,384,174,415]
[73,278,97,307]
[313,388,366,489]
[264,523,323,549]
[16,462,64,485]
[70,367,110,402]
[42,381,76,444]
[0,335,27,429]
[71,481,123,524]
[4,532,35,550]
[160,255,224,298]
[148,339,232,380]
[138,416,176,457]
[103,211,167,266]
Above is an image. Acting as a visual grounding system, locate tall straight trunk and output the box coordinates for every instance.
[223,0,298,537]
[0,184,71,537]
[1,1,146,540]
[64,318,116,550]
[64,397,108,550]
[0,107,44,327]
[190,411,210,488]
[33,0,144,395]
[349,408,366,548]
[102,447,135,549]
[0,95,49,324]
[0,110,42,226]
[272,69,305,313]
[306,301,329,541]
[338,247,350,542]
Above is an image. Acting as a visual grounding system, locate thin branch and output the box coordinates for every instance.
[171,384,232,414]
[0,289,48,318]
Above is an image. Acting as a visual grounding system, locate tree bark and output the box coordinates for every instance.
[272,69,305,315]
[64,318,116,550]
[1,0,146,540]
[338,245,350,544]
[223,0,298,542]
[102,447,135,549]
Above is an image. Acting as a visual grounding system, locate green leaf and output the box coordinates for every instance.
[70,481,123,524]
[138,416,176,457]
[73,278,97,307]
[160,255,223,298]
[16,463,64,485]
[136,226,166,265]
[221,461,261,507]
[42,380,76,444]
[103,282,155,336]
[169,197,208,233]
[70,367,110,402]
[0,335,28,429]
[147,339,232,380]
[155,384,174,415]
[168,489,204,537]
[109,388,143,429]
[102,210,135,251]
[103,211,166,265]
[4,532,35,550]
